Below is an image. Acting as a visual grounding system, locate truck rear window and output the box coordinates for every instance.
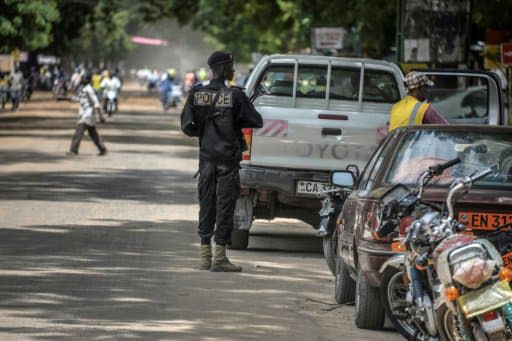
[259,65,294,97]
[296,66,328,99]
[362,70,400,103]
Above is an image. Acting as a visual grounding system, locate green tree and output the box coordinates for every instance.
[69,0,134,65]
[0,0,60,53]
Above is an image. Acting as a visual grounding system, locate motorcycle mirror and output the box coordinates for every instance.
[345,164,360,178]
[330,170,355,189]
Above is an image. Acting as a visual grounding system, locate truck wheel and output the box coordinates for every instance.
[355,268,385,330]
[229,229,249,250]
[334,254,355,304]
[322,230,337,275]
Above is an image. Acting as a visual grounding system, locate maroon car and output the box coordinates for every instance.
[332,124,512,330]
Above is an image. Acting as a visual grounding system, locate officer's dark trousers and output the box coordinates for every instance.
[198,159,240,246]
[70,123,106,154]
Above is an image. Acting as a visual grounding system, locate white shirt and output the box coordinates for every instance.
[77,84,100,125]
[100,77,121,96]
[9,71,23,91]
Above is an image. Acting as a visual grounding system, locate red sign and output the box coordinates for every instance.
[501,43,512,65]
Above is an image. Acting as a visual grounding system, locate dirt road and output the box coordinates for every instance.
[0,89,399,340]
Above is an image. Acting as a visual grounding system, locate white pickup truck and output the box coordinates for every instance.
[231,54,506,250]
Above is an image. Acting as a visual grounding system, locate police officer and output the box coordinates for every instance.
[181,51,263,272]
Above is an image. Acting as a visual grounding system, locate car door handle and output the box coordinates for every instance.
[318,114,348,120]
[322,128,342,136]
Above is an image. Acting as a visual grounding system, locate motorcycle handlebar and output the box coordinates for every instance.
[429,158,461,176]
[469,168,493,183]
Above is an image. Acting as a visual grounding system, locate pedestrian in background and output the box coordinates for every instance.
[8,66,23,112]
[68,73,107,156]
[181,51,263,272]
[389,71,448,131]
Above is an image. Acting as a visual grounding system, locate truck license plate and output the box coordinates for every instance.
[296,181,333,195]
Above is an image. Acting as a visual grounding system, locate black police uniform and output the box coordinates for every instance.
[181,77,263,246]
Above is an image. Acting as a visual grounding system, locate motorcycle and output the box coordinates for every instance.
[161,84,184,111]
[318,165,359,275]
[105,89,118,117]
[379,160,512,340]
[53,78,67,100]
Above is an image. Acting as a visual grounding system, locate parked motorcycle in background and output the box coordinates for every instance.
[378,160,512,340]
[318,166,359,275]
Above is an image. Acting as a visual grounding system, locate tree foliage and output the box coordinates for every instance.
[1,0,512,64]
[69,0,134,64]
[0,0,60,53]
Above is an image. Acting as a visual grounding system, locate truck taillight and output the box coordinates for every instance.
[242,128,253,161]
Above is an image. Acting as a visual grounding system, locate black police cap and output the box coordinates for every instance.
[207,51,233,67]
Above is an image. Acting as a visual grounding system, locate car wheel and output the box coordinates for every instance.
[355,268,385,330]
[322,230,337,274]
[334,254,355,304]
[229,229,249,250]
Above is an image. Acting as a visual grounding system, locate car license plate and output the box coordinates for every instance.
[458,212,512,230]
[503,252,512,270]
[296,181,333,195]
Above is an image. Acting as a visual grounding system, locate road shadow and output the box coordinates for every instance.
[0,219,337,340]
[0,169,197,205]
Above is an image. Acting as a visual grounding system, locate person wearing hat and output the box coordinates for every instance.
[180,51,263,272]
[389,71,447,131]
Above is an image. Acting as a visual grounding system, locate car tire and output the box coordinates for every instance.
[334,254,356,304]
[322,230,337,275]
[355,268,385,330]
[229,229,249,250]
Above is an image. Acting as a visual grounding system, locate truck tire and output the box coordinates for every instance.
[355,268,385,330]
[229,229,249,250]
[229,195,253,250]
[334,254,355,304]
[322,230,337,275]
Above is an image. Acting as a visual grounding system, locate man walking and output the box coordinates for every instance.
[181,51,263,272]
[389,71,448,131]
[8,67,23,112]
[68,73,107,156]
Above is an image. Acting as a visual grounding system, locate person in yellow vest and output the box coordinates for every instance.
[389,71,447,131]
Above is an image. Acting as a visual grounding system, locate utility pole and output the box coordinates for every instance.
[395,0,404,65]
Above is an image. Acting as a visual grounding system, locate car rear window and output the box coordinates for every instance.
[385,130,512,188]
[428,75,490,125]
[259,65,294,97]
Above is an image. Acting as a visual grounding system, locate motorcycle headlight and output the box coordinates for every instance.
[449,243,496,289]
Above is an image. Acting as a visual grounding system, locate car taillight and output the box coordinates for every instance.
[399,216,415,236]
[242,128,253,161]
[363,202,389,243]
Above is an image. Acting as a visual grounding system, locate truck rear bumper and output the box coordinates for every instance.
[240,165,330,197]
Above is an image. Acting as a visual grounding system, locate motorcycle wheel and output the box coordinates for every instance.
[322,230,337,275]
[435,304,460,341]
[381,267,424,339]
